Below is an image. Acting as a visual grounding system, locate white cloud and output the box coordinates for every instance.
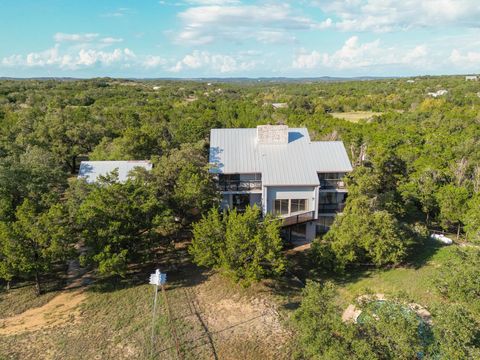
[1,43,168,71]
[102,7,131,17]
[292,50,323,70]
[292,36,431,70]
[54,33,99,42]
[449,49,480,69]
[143,55,167,68]
[184,0,240,4]
[100,37,124,44]
[171,50,257,73]
[315,0,480,32]
[175,3,329,45]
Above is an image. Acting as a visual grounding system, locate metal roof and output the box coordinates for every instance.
[209,127,352,186]
[78,161,152,183]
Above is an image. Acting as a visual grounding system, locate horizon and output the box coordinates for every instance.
[1,1,480,78]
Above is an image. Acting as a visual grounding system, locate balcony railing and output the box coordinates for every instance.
[319,179,346,189]
[282,211,315,226]
[218,180,262,192]
[318,203,346,214]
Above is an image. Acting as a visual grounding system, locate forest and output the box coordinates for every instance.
[0,76,479,359]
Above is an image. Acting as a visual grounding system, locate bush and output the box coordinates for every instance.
[190,205,285,283]
[434,248,480,309]
[292,281,428,359]
[313,196,412,272]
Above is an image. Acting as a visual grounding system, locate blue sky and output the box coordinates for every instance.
[1,0,480,78]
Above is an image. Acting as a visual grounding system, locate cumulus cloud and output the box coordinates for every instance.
[2,44,137,69]
[449,49,480,69]
[175,3,330,45]
[170,50,257,73]
[314,0,480,32]
[1,42,168,71]
[292,36,431,70]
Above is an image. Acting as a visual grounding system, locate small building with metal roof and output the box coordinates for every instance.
[209,125,353,243]
[78,160,152,183]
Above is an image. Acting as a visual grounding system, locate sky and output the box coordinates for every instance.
[1,0,480,78]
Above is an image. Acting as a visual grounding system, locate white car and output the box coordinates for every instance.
[430,233,453,245]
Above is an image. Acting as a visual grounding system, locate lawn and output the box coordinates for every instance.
[330,111,383,122]
[0,280,62,319]
[0,258,291,360]
[1,240,475,359]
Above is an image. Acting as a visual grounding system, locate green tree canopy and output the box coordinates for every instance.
[190,206,285,283]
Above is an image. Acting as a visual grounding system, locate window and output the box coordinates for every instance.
[274,199,289,215]
[291,199,307,213]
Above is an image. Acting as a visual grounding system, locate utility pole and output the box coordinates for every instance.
[149,269,166,358]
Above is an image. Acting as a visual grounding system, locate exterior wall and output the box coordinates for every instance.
[265,186,316,215]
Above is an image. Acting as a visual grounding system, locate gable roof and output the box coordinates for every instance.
[209,127,352,186]
[78,160,152,183]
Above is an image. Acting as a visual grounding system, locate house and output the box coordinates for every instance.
[271,102,288,109]
[465,75,478,81]
[209,125,353,242]
[78,160,152,183]
[427,89,448,98]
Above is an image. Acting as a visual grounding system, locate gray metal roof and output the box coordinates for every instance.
[209,127,352,186]
[78,161,152,183]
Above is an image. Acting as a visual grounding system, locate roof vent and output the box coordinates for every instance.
[257,125,288,145]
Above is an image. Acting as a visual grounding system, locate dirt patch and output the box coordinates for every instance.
[0,290,86,335]
[189,274,291,359]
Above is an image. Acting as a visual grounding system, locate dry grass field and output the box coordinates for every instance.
[330,111,383,122]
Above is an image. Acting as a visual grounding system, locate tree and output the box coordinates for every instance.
[150,141,219,223]
[75,171,175,277]
[432,305,480,359]
[0,146,67,221]
[292,281,367,359]
[293,282,432,360]
[317,196,410,271]
[189,208,224,268]
[436,184,470,239]
[464,194,480,243]
[190,206,285,283]
[38,107,106,173]
[434,248,480,309]
[357,299,427,359]
[0,200,73,294]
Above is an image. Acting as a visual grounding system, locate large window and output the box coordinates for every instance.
[274,199,289,215]
[291,199,307,213]
[275,198,308,215]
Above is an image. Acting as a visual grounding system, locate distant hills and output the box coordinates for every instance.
[0,76,392,83]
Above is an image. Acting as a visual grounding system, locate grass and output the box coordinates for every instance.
[0,280,62,319]
[330,111,383,122]
[316,241,476,319]
[2,240,473,359]
[0,262,291,360]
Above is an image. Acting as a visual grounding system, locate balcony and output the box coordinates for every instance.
[218,180,262,192]
[282,211,315,226]
[318,203,346,214]
[319,179,346,190]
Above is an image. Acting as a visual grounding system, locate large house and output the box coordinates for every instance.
[209,125,353,242]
